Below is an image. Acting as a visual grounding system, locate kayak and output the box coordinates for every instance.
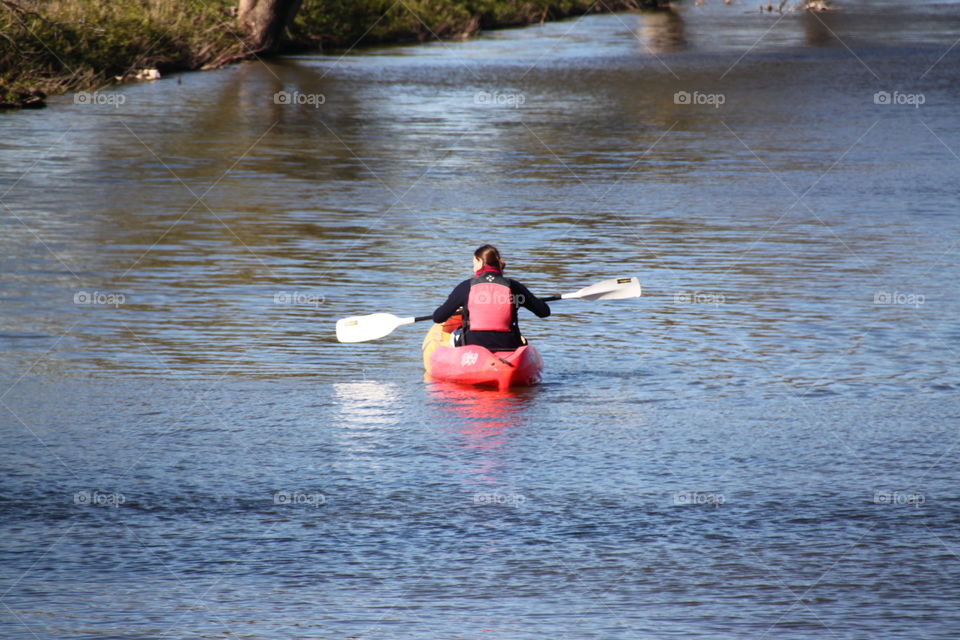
[421,317,543,392]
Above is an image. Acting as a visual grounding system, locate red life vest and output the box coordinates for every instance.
[466,272,514,332]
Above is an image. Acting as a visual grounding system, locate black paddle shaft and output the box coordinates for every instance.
[421,297,560,323]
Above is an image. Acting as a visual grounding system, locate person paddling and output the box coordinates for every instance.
[432,245,551,351]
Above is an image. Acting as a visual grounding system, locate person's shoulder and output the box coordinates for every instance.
[508,277,528,289]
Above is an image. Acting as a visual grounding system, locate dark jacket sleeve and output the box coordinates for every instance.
[512,280,551,318]
[432,279,471,323]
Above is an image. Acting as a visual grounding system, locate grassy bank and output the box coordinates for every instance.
[0,0,241,107]
[1,0,652,109]
[288,0,651,50]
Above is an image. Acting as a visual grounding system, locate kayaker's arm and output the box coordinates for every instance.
[432,279,470,323]
[513,281,551,318]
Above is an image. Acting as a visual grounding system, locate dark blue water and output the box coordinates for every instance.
[2,2,960,638]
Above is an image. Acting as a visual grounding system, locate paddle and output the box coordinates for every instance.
[541,276,641,302]
[335,313,435,344]
[335,276,641,343]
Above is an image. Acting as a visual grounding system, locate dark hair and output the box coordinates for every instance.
[474,244,505,272]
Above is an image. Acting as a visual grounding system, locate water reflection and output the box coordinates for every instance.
[332,381,403,426]
[636,7,687,54]
[427,382,536,485]
[801,9,839,47]
[331,382,404,469]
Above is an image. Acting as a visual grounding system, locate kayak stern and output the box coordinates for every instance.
[422,321,542,391]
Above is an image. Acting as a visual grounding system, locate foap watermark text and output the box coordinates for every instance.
[874,91,925,108]
[874,491,925,508]
[474,91,526,108]
[274,291,325,308]
[673,490,725,507]
[274,91,326,108]
[874,290,924,308]
[473,491,526,507]
[274,491,326,507]
[74,92,126,107]
[674,291,725,305]
[674,90,725,108]
[74,290,126,307]
[74,490,126,507]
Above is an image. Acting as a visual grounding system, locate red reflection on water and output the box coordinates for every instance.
[427,380,525,443]
[426,380,538,483]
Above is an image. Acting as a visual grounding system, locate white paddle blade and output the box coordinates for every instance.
[564,277,641,301]
[336,313,414,343]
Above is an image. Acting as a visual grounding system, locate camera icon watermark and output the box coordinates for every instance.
[74,91,127,108]
[469,290,527,306]
[473,491,526,507]
[672,490,725,507]
[873,90,925,108]
[873,490,925,508]
[674,90,726,109]
[273,90,326,108]
[273,291,326,308]
[73,490,126,507]
[673,291,725,305]
[873,290,924,308]
[273,491,325,507]
[473,90,526,108]
[73,290,126,308]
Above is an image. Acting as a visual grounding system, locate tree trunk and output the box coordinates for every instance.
[237,0,303,53]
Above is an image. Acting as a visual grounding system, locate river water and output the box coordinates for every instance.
[2,1,960,638]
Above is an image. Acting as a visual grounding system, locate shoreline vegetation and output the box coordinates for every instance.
[0,0,662,110]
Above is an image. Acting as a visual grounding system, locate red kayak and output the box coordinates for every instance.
[421,316,543,392]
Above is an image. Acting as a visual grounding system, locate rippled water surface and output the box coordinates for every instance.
[2,2,960,638]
